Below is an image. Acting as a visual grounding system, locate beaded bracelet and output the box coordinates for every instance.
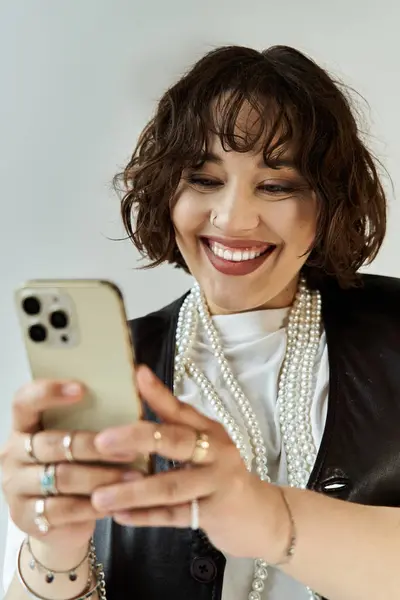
[17,539,101,600]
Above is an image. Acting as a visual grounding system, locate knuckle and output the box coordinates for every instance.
[164,505,177,525]
[55,463,71,491]
[81,431,98,457]
[40,430,61,454]
[169,426,186,448]
[33,431,62,463]
[165,477,180,501]
[55,497,80,523]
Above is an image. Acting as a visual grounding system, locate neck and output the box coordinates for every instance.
[205,275,300,316]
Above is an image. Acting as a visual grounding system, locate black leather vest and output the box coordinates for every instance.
[94,273,400,600]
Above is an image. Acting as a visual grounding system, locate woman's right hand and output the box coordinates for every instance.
[0,379,138,555]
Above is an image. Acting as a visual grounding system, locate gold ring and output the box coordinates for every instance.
[34,499,50,534]
[25,434,39,463]
[153,429,162,452]
[62,433,74,462]
[190,431,210,464]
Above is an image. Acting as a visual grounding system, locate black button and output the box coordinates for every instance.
[190,556,217,583]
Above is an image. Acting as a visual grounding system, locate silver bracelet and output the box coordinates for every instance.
[26,537,91,583]
[17,539,101,600]
[272,488,297,566]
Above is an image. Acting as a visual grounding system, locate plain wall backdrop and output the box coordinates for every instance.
[1,0,399,592]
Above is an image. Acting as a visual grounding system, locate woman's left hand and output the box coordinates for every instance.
[92,365,287,562]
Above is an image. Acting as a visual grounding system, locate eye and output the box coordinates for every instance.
[258,183,295,195]
[187,176,222,189]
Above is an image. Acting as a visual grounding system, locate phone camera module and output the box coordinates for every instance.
[29,324,47,343]
[50,310,69,329]
[22,296,41,316]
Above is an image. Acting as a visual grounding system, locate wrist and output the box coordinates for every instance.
[29,537,91,571]
[259,483,295,565]
[19,539,92,600]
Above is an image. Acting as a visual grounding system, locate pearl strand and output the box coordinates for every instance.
[174,277,321,600]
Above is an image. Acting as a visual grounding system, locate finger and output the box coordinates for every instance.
[113,503,191,528]
[95,421,216,464]
[13,430,135,466]
[12,380,84,433]
[92,465,216,512]
[14,496,107,536]
[7,463,142,497]
[136,365,212,429]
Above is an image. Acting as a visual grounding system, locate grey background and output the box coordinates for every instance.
[1,0,399,593]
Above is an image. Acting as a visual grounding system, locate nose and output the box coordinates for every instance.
[211,183,259,233]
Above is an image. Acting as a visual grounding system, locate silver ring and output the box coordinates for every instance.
[40,464,59,496]
[190,498,199,530]
[34,499,50,534]
[62,433,74,462]
[25,434,39,463]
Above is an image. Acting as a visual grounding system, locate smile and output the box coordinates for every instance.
[201,237,277,276]
[208,240,271,262]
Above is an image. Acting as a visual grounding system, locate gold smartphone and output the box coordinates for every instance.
[14,279,148,472]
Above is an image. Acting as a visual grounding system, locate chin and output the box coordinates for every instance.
[203,283,266,315]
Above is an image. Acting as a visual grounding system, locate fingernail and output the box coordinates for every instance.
[61,383,82,397]
[93,491,113,508]
[96,431,117,448]
[141,366,155,384]
[122,470,141,482]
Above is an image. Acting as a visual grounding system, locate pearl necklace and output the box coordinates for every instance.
[174,277,322,600]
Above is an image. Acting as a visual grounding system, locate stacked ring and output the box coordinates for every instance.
[40,464,59,496]
[190,432,210,464]
[62,434,75,462]
[24,434,39,463]
[34,499,50,534]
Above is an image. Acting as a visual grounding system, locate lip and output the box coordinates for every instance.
[203,236,273,250]
[201,239,276,276]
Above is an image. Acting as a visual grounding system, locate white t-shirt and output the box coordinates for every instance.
[2,307,329,599]
[178,307,329,599]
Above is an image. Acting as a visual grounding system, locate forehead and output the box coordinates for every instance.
[207,95,296,164]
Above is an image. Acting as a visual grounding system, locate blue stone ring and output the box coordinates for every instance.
[40,464,59,496]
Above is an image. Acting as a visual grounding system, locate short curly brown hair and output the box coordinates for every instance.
[115,44,387,288]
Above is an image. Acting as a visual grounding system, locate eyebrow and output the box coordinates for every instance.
[197,152,297,171]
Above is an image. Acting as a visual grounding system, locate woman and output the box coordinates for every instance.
[2,44,400,600]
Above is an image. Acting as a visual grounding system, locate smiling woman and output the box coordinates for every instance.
[117,45,385,302]
[3,45,400,600]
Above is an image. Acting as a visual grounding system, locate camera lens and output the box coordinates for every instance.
[49,310,69,329]
[29,324,47,343]
[22,296,41,316]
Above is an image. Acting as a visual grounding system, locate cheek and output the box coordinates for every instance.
[276,198,317,250]
[171,192,207,244]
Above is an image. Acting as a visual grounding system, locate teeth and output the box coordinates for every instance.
[208,241,270,262]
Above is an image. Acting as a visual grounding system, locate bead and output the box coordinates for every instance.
[255,567,268,580]
[255,558,267,568]
[177,280,320,600]
[252,578,265,592]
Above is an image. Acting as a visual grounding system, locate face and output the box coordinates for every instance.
[171,108,317,315]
